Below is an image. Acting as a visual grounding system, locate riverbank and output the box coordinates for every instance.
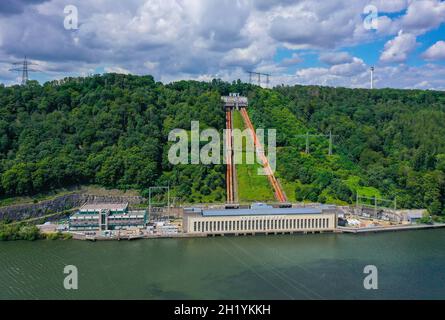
[72,232,206,241]
[3,222,444,242]
[338,223,445,234]
[2,229,445,299]
[68,222,445,241]
[0,220,73,241]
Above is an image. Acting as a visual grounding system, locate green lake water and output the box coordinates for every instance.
[1,230,445,299]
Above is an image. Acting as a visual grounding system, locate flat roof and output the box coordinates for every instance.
[80,203,128,211]
[201,207,331,217]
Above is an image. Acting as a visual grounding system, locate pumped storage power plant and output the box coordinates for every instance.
[181,94,338,237]
[221,93,247,206]
[183,203,337,236]
[221,93,289,208]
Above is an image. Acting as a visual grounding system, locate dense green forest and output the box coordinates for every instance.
[248,86,445,215]
[1,74,445,215]
[0,74,248,203]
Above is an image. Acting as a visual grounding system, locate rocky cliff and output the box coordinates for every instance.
[0,193,146,221]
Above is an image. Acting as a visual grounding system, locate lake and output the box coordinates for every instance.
[1,230,445,299]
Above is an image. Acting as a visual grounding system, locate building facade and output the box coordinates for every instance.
[69,203,147,231]
[221,93,248,110]
[184,205,337,235]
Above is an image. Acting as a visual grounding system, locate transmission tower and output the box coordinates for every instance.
[295,131,338,155]
[248,71,271,88]
[9,56,38,85]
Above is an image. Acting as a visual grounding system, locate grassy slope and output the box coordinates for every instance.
[345,176,381,198]
[232,110,275,203]
[279,180,298,203]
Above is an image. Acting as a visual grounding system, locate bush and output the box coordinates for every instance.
[44,232,60,240]
[43,232,73,240]
[18,225,40,241]
[0,223,41,241]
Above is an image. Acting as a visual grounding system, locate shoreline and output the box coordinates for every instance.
[337,223,445,234]
[70,223,445,241]
[2,223,445,242]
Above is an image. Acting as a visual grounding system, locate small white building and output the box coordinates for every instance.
[406,210,425,223]
[396,209,426,224]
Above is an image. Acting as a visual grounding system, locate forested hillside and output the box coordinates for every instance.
[1,74,445,215]
[248,86,445,215]
[0,74,248,203]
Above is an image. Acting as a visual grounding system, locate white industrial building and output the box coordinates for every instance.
[183,204,337,236]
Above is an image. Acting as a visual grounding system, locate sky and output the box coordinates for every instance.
[1,0,445,89]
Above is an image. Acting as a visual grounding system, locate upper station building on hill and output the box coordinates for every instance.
[221,93,248,110]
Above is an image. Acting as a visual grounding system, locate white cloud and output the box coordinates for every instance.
[376,16,401,35]
[401,0,445,35]
[292,56,367,86]
[104,66,130,74]
[371,0,445,37]
[296,67,329,78]
[369,0,408,13]
[330,57,366,76]
[282,63,445,91]
[319,52,353,65]
[380,31,417,63]
[414,80,430,89]
[268,1,365,49]
[279,53,303,66]
[0,0,444,90]
[422,40,445,60]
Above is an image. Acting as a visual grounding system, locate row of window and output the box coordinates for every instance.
[72,218,144,222]
[71,220,143,226]
[193,217,331,233]
[69,226,98,230]
[108,219,145,223]
[69,223,99,227]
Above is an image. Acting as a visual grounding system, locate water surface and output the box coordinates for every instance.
[1,230,445,299]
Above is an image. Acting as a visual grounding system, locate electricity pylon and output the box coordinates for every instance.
[10,56,38,85]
